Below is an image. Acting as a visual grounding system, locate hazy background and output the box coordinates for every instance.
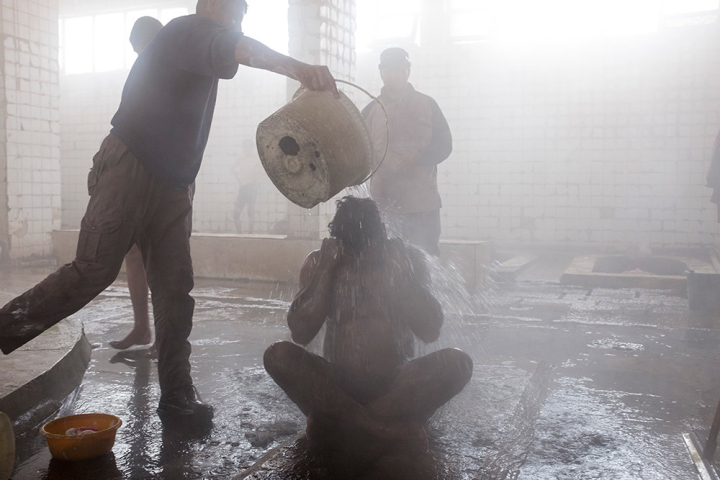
[2,0,720,259]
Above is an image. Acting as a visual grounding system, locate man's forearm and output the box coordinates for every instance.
[234,36,304,80]
[291,268,332,317]
[234,36,337,94]
[287,266,334,344]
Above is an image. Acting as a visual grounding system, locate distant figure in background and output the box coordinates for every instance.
[362,47,452,257]
[109,16,164,354]
[233,139,262,234]
[264,196,472,472]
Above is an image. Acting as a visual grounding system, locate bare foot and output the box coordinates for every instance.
[109,329,152,350]
[146,343,158,358]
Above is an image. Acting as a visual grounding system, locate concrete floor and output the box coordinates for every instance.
[0,268,91,441]
[4,252,720,479]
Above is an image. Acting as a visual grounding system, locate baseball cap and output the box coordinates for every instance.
[379,47,411,69]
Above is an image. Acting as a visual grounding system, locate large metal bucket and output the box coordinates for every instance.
[256,88,374,209]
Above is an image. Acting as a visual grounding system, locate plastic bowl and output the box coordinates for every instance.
[40,413,122,461]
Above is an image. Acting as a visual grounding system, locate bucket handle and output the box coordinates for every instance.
[335,79,388,185]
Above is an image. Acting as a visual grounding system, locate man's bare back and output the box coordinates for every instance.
[305,237,440,401]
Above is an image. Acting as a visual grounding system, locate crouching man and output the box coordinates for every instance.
[263,196,472,469]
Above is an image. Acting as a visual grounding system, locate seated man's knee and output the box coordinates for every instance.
[263,341,300,376]
[443,348,473,385]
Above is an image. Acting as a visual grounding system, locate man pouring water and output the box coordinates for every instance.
[0,0,337,421]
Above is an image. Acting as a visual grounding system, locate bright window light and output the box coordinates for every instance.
[64,16,93,74]
[449,0,492,39]
[383,0,421,15]
[160,7,188,25]
[493,0,662,44]
[62,6,190,74]
[58,19,64,71]
[608,0,660,35]
[355,1,376,51]
[451,0,479,9]
[356,0,422,50]
[358,0,720,48]
[451,14,492,39]
[664,0,719,15]
[242,0,288,54]
[94,13,125,72]
[375,14,419,39]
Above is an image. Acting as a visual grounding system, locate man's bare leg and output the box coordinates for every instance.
[263,341,428,453]
[247,201,255,234]
[110,244,152,350]
[367,348,473,424]
[234,201,245,234]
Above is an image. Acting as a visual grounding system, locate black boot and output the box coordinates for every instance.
[157,385,214,420]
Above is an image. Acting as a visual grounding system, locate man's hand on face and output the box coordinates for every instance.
[296,65,338,96]
[318,237,341,269]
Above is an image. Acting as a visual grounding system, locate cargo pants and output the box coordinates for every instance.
[0,134,195,396]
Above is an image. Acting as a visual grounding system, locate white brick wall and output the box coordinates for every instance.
[2,0,61,259]
[356,24,720,249]
[59,72,123,228]
[59,57,290,235]
[52,3,720,250]
[194,68,289,234]
[286,0,357,239]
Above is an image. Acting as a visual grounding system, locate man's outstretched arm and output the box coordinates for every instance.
[234,36,337,94]
[286,238,339,345]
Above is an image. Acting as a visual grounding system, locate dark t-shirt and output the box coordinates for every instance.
[110,14,242,188]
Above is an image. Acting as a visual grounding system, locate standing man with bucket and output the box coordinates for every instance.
[0,0,337,421]
[362,47,452,257]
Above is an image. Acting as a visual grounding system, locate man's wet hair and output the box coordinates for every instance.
[328,196,384,252]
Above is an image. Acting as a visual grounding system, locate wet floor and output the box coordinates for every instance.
[6,253,720,479]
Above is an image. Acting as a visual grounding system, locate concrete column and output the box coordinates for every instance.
[0,5,7,265]
[285,0,357,240]
[286,0,322,239]
[1,0,61,262]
